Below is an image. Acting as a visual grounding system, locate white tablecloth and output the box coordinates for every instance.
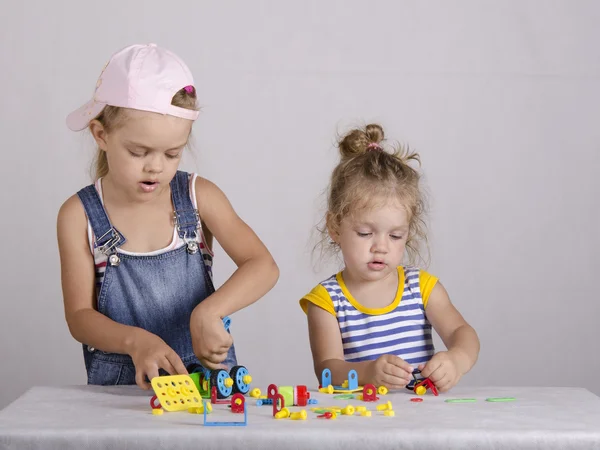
[1,385,599,449]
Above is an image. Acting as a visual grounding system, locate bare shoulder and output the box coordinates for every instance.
[194,176,227,200]
[57,194,88,246]
[193,176,235,216]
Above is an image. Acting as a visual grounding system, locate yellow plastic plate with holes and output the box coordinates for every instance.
[151,374,203,412]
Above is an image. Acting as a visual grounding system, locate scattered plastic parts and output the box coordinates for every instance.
[377,386,389,395]
[376,401,393,411]
[410,398,423,403]
[362,384,379,402]
[249,388,261,398]
[231,393,245,413]
[150,395,162,409]
[274,408,291,419]
[204,400,247,426]
[486,397,516,402]
[320,369,363,393]
[317,412,333,419]
[188,402,212,414]
[290,410,308,420]
[445,398,477,403]
[341,405,355,415]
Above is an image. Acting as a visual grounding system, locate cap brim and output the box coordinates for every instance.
[66,99,107,131]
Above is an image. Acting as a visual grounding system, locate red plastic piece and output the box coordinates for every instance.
[231,393,245,413]
[150,395,161,409]
[362,384,379,402]
[272,393,285,417]
[317,412,333,419]
[211,386,231,404]
[267,384,279,400]
[296,385,310,406]
[414,378,439,396]
[410,397,424,402]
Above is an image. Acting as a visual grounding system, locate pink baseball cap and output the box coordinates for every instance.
[66,43,199,131]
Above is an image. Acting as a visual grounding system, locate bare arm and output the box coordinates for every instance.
[425,281,480,375]
[57,195,141,354]
[58,195,187,387]
[193,177,279,317]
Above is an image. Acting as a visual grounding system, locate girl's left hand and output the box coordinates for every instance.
[190,305,233,370]
[418,351,463,393]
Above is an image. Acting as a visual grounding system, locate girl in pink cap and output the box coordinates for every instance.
[58,44,279,389]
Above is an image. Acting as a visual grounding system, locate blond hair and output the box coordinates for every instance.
[90,87,198,180]
[320,123,429,266]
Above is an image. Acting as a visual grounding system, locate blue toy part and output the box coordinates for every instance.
[230,366,251,394]
[307,398,318,405]
[203,400,247,427]
[256,398,273,406]
[320,368,358,391]
[222,316,231,331]
[346,370,358,390]
[211,369,233,398]
[321,368,332,388]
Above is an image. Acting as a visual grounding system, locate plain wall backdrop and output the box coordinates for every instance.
[0,0,598,409]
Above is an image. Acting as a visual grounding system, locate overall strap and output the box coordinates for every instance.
[170,171,200,248]
[77,184,126,255]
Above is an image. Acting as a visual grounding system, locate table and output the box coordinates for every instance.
[1,385,599,449]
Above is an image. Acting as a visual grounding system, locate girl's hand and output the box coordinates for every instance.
[364,354,413,390]
[127,329,188,390]
[418,351,462,392]
[190,305,233,370]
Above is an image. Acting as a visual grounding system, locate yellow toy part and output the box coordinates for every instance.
[151,374,203,412]
[415,385,427,395]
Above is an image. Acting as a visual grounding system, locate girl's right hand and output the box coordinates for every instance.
[127,329,188,390]
[364,354,413,390]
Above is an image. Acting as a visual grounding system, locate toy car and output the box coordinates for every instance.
[186,316,252,399]
[407,369,438,396]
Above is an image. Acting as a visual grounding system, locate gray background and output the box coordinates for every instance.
[0,0,598,410]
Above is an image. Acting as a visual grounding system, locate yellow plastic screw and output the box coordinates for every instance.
[275,407,290,419]
[250,388,261,398]
[356,406,367,413]
[319,385,334,394]
[152,408,164,415]
[243,375,253,385]
[224,378,234,388]
[376,401,393,411]
[378,386,389,395]
[384,410,395,417]
[341,405,355,415]
[290,410,308,420]
[361,410,372,417]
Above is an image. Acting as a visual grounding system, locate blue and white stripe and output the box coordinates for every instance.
[322,267,434,366]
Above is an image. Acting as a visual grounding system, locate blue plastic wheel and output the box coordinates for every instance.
[230,366,251,394]
[210,369,232,399]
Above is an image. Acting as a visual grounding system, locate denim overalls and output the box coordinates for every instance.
[76,171,237,385]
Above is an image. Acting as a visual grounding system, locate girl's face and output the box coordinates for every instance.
[95,109,192,202]
[330,197,410,283]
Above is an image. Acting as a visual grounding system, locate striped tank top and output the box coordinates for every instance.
[300,266,437,367]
